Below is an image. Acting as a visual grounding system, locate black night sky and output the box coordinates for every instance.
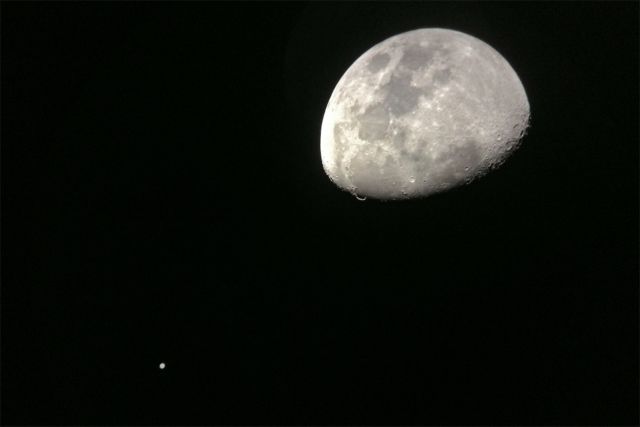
[2,2,638,425]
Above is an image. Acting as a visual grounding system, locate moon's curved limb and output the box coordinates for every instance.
[321,28,530,200]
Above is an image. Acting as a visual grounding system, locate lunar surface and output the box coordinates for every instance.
[320,28,530,200]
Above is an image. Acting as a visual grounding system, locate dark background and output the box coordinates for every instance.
[2,2,638,425]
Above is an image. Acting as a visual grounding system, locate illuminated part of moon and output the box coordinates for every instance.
[320,28,530,200]
[159,362,166,370]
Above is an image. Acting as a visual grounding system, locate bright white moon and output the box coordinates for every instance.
[320,28,530,200]
[159,362,166,370]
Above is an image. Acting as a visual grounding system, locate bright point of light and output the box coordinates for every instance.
[159,362,166,370]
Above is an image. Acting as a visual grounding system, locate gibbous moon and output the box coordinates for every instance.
[320,28,530,200]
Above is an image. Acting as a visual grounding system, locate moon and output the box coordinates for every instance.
[320,28,530,200]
